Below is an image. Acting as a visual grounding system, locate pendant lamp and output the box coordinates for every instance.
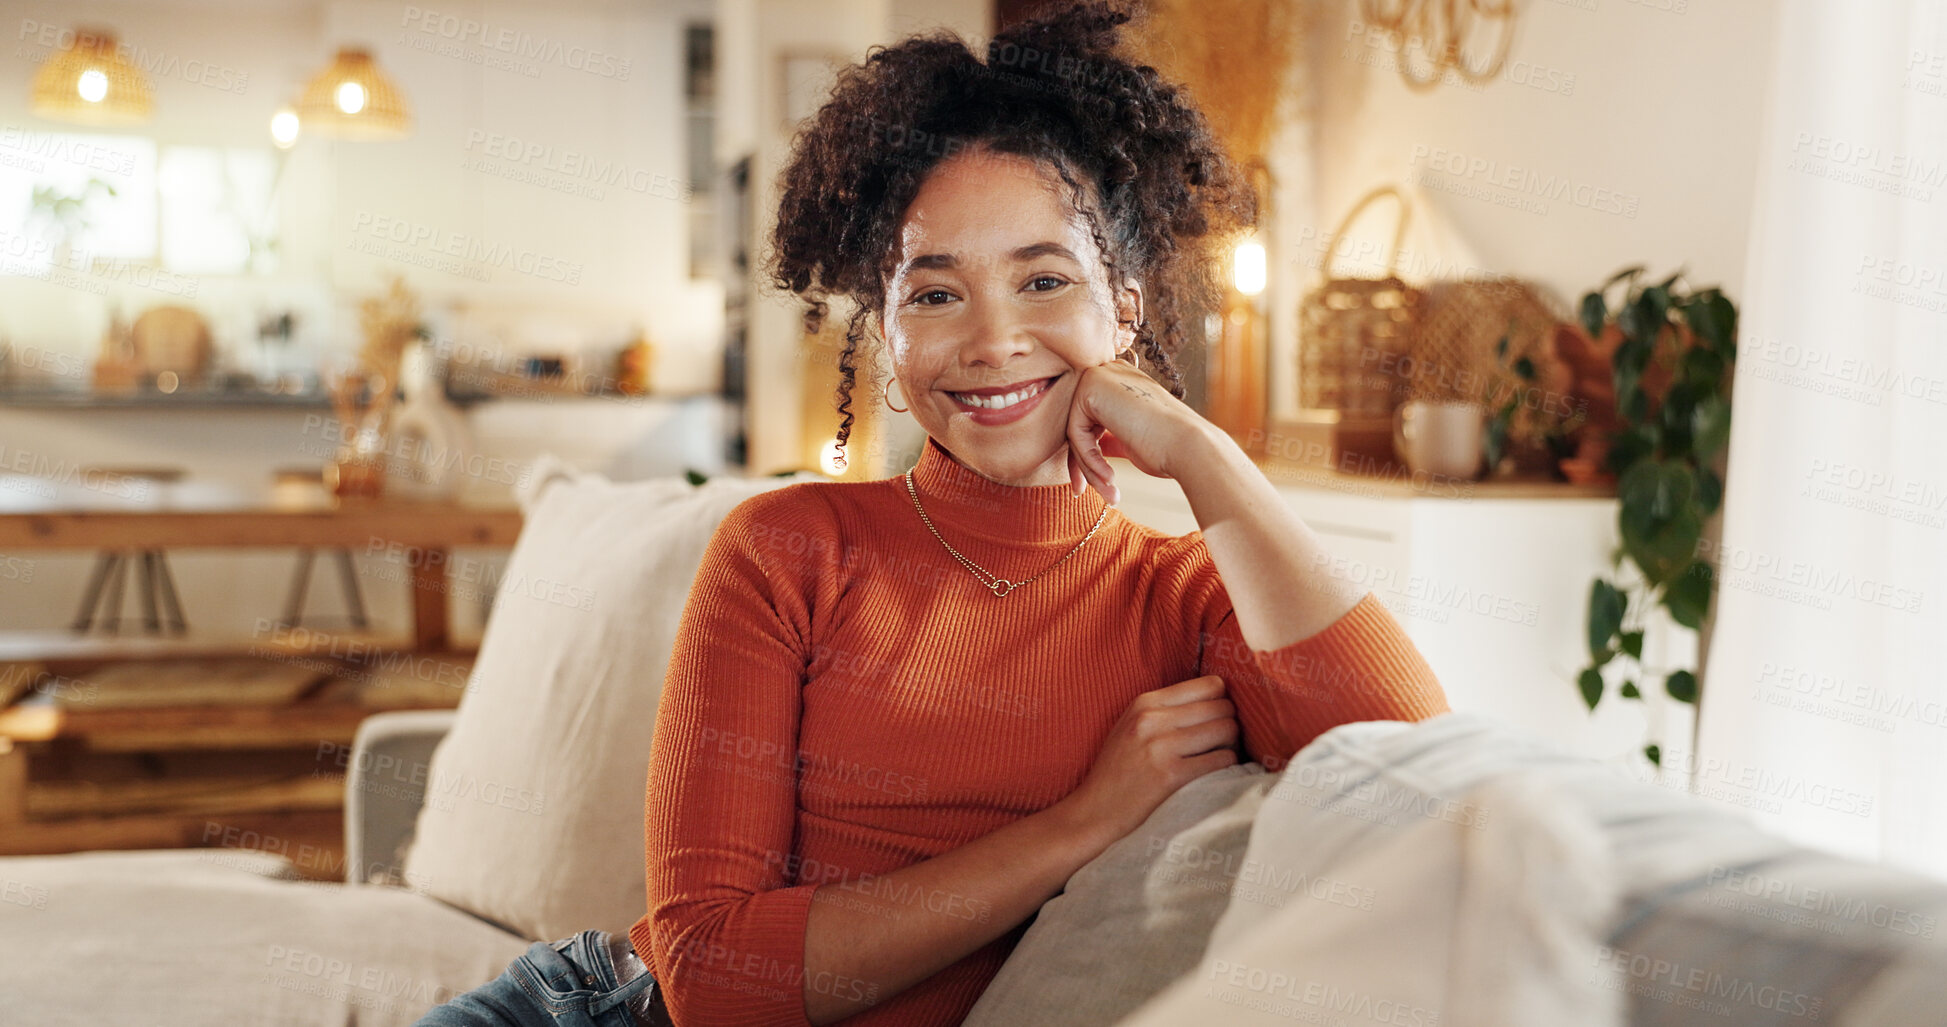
[297,47,411,141]
[30,27,154,126]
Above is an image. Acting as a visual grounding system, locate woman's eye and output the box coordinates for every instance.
[1025,275,1068,292]
[912,289,955,306]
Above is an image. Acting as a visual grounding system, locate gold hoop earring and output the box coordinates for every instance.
[884,378,909,413]
[1117,346,1142,371]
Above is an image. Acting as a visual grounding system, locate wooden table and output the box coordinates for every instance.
[0,475,523,651]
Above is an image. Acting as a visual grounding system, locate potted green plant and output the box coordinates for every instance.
[1569,266,1738,766]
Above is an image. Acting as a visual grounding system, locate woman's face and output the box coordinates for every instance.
[879,145,1140,488]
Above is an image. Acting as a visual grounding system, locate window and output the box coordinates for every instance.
[0,129,155,271]
[157,146,279,275]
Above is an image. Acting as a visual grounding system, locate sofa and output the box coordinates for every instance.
[4,456,1945,1026]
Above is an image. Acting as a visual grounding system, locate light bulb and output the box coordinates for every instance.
[77,68,109,103]
[335,80,366,114]
[1232,237,1267,297]
[271,108,301,147]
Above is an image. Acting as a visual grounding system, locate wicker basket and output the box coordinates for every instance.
[1410,277,1570,453]
[1297,186,1425,422]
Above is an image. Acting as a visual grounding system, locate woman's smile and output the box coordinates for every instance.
[945,373,1063,425]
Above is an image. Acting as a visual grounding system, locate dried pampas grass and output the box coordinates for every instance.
[1127,0,1312,165]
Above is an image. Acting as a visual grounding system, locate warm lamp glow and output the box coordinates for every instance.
[77,68,108,103]
[297,47,410,140]
[29,27,153,125]
[270,107,301,148]
[1232,237,1267,296]
[335,81,366,114]
[819,439,848,476]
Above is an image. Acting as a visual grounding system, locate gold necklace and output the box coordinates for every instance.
[904,470,1108,597]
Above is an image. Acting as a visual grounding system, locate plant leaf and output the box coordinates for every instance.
[1692,394,1732,458]
[1579,667,1605,711]
[1618,460,1702,586]
[1621,630,1644,659]
[1666,561,1714,629]
[1619,460,1693,526]
[1588,579,1626,661]
[1681,345,1725,391]
[1645,743,1662,766]
[1666,669,1699,704]
[1638,286,1671,338]
[1658,381,1697,453]
[1607,425,1655,475]
[1580,292,1607,340]
[1621,386,1650,424]
[1694,465,1724,517]
[1686,290,1738,360]
[1620,680,1641,699]
[1605,265,1646,289]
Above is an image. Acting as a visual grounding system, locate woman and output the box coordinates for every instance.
[417,4,1449,1026]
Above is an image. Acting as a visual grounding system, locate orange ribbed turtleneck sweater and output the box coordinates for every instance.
[628,435,1450,1027]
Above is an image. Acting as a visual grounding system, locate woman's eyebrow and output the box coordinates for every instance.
[899,241,1083,275]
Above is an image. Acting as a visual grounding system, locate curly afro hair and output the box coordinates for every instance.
[766,0,1257,471]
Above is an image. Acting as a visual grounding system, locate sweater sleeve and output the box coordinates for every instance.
[633,494,822,1027]
[1197,584,1451,772]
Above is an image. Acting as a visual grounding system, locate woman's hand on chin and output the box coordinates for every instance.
[1062,356,1216,505]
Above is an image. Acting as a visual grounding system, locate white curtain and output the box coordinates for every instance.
[1697,0,1947,875]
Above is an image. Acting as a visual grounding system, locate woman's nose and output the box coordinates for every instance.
[958,298,1033,372]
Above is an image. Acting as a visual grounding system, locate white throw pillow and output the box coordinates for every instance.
[402,455,822,940]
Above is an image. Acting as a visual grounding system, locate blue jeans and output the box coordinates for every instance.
[414,930,669,1027]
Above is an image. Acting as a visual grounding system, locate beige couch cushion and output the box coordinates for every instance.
[403,457,821,941]
[0,849,528,1026]
[962,763,1272,1027]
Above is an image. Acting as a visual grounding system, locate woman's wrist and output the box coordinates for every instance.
[1041,793,1134,866]
[1160,414,1237,484]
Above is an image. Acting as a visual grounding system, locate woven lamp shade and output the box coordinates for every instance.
[30,28,153,126]
[298,48,411,141]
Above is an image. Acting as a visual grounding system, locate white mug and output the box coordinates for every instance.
[1393,400,1486,480]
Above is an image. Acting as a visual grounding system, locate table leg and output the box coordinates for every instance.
[154,553,188,635]
[409,547,450,651]
[333,549,370,630]
[0,738,25,825]
[137,551,160,634]
[281,548,316,628]
[70,552,118,632]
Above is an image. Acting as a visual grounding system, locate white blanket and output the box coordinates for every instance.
[1116,713,1628,1027]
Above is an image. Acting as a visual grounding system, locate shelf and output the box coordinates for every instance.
[0,648,473,747]
[0,629,466,666]
[0,383,331,409]
[1253,455,1619,500]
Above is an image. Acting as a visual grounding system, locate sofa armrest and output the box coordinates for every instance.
[342,709,458,885]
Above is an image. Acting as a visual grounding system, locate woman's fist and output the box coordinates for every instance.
[1058,675,1240,843]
